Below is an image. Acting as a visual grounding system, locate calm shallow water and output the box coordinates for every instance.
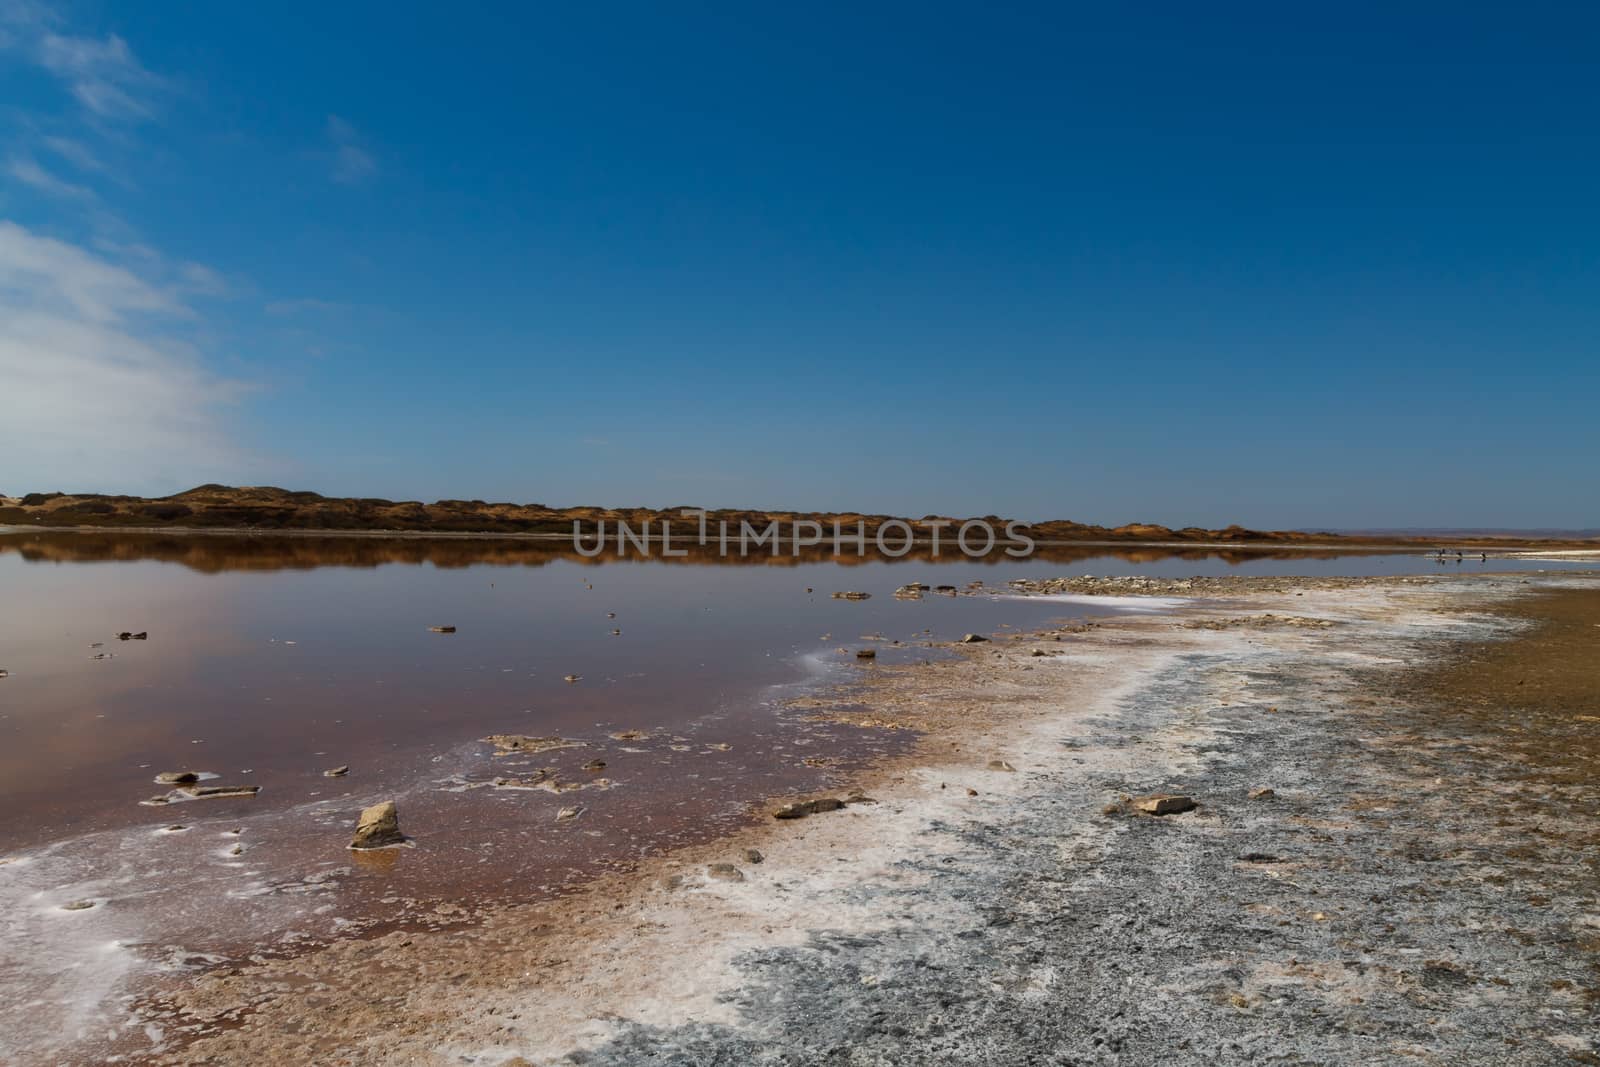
[0,530,1587,1058]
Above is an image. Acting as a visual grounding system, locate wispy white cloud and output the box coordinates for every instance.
[42,135,106,173]
[6,154,97,201]
[326,114,376,184]
[37,31,163,121]
[0,220,253,492]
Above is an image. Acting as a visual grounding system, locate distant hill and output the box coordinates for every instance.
[1318,527,1600,541]
[0,485,1594,548]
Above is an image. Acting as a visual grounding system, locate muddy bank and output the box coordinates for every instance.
[115,574,1596,1065]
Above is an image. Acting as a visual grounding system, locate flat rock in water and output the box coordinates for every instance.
[706,863,745,883]
[428,625,457,633]
[1248,787,1276,800]
[324,765,350,777]
[773,797,846,820]
[482,735,585,754]
[142,784,259,806]
[959,633,990,644]
[1133,793,1198,816]
[831,591,871,600]
[349,800,405,849]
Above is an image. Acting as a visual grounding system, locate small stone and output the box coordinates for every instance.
[229,844,244,856]
[154,771,200,785]
[831,591,871,600]
[164,824,186,832]
[1133,793,1197,816]
[60,900,95,911]
[959,633,989,644]
[583,758,607,772]
[349,800,405,849]
[855,648,877,659]
[742,848,765,864]
[1248,787,1276,800]
[706,863,745,883]
[987,760,1016,772]
[324,766,350,778]
[965,787,978,796]
[428,625,457,633]
[563,674,581,684]
[556,805,583,821]
[773,797,846,820]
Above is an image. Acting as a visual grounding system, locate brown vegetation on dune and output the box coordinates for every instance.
[0,484,1592,549]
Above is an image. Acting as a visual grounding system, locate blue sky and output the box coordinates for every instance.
[1,2,1596,527]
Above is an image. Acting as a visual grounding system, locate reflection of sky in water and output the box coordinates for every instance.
[0,534,1586,852]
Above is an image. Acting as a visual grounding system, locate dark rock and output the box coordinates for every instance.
[959,633,990,644]
[773,797,846,820]
[154,771,200,785]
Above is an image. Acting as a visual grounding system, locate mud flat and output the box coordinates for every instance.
[122,574,1600,1063]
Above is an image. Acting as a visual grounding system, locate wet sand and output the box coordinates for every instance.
[121,573,1600,1066]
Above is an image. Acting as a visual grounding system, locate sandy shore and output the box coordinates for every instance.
[117,574,1600,1064]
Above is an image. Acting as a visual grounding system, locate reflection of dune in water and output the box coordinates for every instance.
[0,530,1394,574]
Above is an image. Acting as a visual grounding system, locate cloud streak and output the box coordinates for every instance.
[0,220,253,493]
[327,115,376,184]
[37,31,164,121]
[6,155,97,201]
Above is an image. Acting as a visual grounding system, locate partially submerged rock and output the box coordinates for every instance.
[154,771,201,785]
[1248,787,1276,800]
[142,784,260,806]
[324,765,350,778]
[855,648,877,659]
[582,758,607,772]
[60,900,95,911]
[742,847,765,864]
[773,797,846,820]
[427,625,457,633]
[349,800,405,850]
[987,760,1017,772]
[482,735,585,755]
[555,805,584,821]
[831,591,871,600]
[563,674,581,684]
[1133,793,1198,816]
[706,863,745,883]
[959,633,990,644]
